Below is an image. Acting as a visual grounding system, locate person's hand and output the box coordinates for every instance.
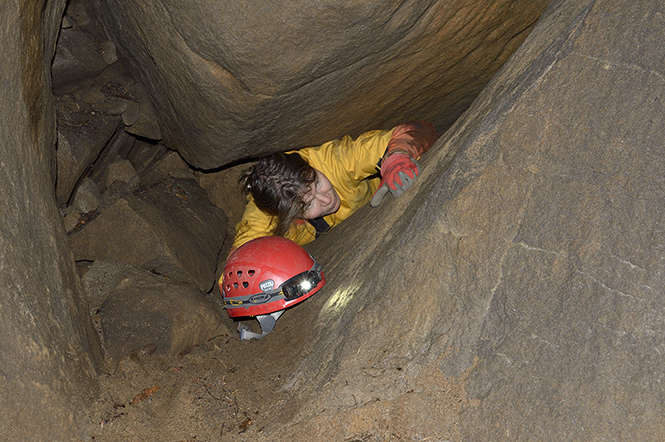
[369,153,420,207]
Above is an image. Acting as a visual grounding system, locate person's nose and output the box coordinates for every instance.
[317,192,331,206]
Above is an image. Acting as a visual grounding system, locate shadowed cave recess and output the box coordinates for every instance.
[5,0,665,441]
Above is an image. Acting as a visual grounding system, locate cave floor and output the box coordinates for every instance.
[88,319,465,442]
[90,331,292,442]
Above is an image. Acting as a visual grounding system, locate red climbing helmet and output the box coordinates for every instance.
[220,236,326,318]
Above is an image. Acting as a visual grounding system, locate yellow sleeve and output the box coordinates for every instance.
[297,128,394,184]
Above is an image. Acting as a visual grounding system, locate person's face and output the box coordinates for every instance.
[302,169,340,219]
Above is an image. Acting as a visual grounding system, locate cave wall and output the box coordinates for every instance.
[245,0,665,440]
[0,1,102,440]
[90,0,550,169]
[4,0,665,440]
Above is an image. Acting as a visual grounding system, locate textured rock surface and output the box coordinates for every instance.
[450,1,665,439]
[195,163,250,230]
[52,0,164,206]
[6,0,665,440]
[0,1,102,441]
[90,0,550,169]
[253,0,665,440]
[51,0,112,91]
[103,156,140,191]
[55,95,122,205]
[72,176,102,214]
[69,177,228,292]
[81,260,223,360]
[139,150,195,189]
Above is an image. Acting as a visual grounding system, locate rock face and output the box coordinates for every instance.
[90,0,550,169]
[6,0,665,440]
[69,177,228,292]
[53,0,163,206]
[257,0,665,440]
[55,93,122,205]
[0,1,102,441]
[81,260,222,360]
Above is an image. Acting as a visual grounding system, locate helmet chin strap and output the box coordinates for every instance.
[238,310,285,340]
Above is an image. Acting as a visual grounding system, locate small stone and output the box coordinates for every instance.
[122,101,139,126]
[61,15,74,29]
[100,40,117,65]
[105,158,139,191]
[72,178,101,214]
[61,205,81,233]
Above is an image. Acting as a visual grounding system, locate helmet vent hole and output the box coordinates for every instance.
[248,270,255,276]
[237,270,243,277]
[242,282,249,288]
[233,283,238,289]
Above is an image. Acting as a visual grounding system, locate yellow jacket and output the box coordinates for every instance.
[232,128,395,249]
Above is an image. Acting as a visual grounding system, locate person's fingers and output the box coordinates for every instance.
[390,171,417,197]
[370,183,390,207]
[373,159,422,205]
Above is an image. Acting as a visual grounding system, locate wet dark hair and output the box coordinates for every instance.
[240,153,316,236]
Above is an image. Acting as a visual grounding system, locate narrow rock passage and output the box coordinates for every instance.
[13,1,665,441]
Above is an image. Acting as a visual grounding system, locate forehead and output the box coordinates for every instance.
[302,170,323,200]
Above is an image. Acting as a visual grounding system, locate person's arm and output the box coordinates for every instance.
[369,121,438,207]
[296,128,394,185]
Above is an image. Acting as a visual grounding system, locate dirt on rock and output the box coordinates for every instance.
[89,310,470,442]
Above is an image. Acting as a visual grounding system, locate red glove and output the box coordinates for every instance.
[370,121,438,207]
[369,153,420,207]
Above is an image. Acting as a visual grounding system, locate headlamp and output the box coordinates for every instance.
[280,266,322,300]
[223,262,323,309]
